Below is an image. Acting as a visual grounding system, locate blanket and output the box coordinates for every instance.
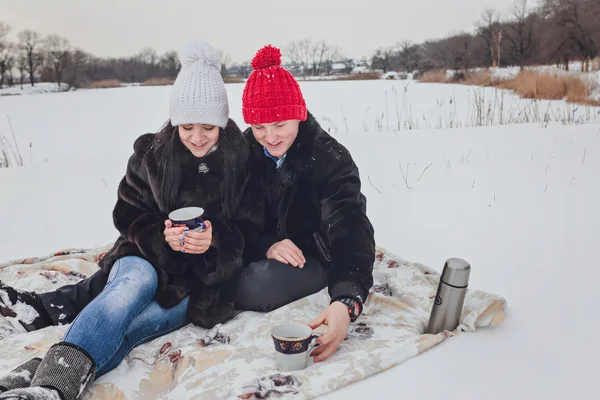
[0,245,507,399]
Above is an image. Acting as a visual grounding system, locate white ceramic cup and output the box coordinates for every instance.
[271,323,320,372]
[168,207,206,232]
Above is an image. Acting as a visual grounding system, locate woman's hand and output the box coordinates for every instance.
[164,220,213,254]
[164,220,187,252]
[266,239,306,268]
[308,302,351,362]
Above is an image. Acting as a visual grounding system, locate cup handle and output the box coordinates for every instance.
[309,334,320,353]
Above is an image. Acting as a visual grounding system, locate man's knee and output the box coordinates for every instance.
[234,258,328,312]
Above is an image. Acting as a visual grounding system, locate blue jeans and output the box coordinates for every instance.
[63,256,189,377]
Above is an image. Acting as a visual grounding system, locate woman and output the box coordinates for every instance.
[233,44,376,363]
[0,40,263,400]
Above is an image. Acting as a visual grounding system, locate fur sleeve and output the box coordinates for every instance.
[112,134,183,274]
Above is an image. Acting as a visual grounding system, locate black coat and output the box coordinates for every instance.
[245,112,375,303]
[99,119,264,328]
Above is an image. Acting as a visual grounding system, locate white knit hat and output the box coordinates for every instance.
[169,40,229,128]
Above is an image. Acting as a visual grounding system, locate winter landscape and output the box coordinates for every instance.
[1,0,600,399]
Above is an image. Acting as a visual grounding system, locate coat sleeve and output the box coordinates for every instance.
[111,134,180,273]
[192,157,265,286]
[313,138,375,304]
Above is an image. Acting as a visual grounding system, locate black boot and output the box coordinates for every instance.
[0,283,52,332]
[0,359,42,393]
[0,343,96,400]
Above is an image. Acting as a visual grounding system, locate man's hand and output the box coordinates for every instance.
[266,239,306,268]
[308,301,350,362]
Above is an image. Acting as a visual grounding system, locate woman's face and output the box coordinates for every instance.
[251,120,300,158]
[178,124,219,158]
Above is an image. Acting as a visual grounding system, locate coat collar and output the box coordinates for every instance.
[246,111,323,187]
[173,129,225,175]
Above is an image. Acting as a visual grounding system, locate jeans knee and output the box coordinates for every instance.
[115,256,158,294]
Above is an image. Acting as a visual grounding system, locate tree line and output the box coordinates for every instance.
[0,0,598,90]
[371,0,599,74]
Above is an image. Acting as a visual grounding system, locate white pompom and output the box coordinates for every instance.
[180,40,221,70]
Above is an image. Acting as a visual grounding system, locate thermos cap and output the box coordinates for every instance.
[441,258,471,288]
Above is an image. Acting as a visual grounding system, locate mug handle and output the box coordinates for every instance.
[308,334,320,354]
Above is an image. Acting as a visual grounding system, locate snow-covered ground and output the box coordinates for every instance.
[1,81,599,398]
[1,80,598,167]
[0,82,72,96]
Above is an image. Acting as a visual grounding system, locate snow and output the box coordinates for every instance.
[352,66,370,74]
[3,387,62,400]
[9,301,40,325]
[57,357,70,368]
[0,289,40,324]
[1,81,599,398]
[10,368,33,381]
[0,82,72,96]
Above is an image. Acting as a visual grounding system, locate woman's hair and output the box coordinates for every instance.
[153,119,246,218]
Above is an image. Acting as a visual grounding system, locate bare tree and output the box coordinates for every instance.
[18,30,42,86]
[217,49,231,74]
[422,40,449,69]
[448,34,477,72]
[0,21,10,87]
[45,35,72,88]
[119,56,145,83]
[138,47,158,78]
[286,38,312,76]
[285,38,342,76]
[477,8,502,67]
[559,0,596,72]
[505,0,536,70]
[371,46,396,73]
[160,50,180,77]
[398,40,422,72]
[66,49,88,88]
[0,21,10,41]
[17,53,27,89]
[311,40,342,75]
[0,44,16,88]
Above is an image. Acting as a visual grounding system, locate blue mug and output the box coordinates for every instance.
[168,207,207,232]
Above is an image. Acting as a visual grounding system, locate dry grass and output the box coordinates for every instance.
[1,116,24,168]
[419,70,495,86]
[495,71,600,106]
[223,75,245,84]
[419,70,449,83]
[463,71,496,86]
[419,68,599,106]
[143,77,175,86]
[334,72,381,81]
[143,76,245,85]
[88,79,121,89]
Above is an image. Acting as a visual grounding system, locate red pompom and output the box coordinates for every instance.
[251,45,282,70]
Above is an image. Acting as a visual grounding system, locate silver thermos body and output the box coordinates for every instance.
[425,258,471,334]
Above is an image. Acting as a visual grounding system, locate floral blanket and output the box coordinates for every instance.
[0,245,507,399]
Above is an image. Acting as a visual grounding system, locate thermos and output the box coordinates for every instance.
[425,258,471,334]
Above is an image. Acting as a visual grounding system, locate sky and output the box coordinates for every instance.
[0,0,520,62]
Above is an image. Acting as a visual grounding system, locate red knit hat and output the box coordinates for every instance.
[242,45,307,124]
